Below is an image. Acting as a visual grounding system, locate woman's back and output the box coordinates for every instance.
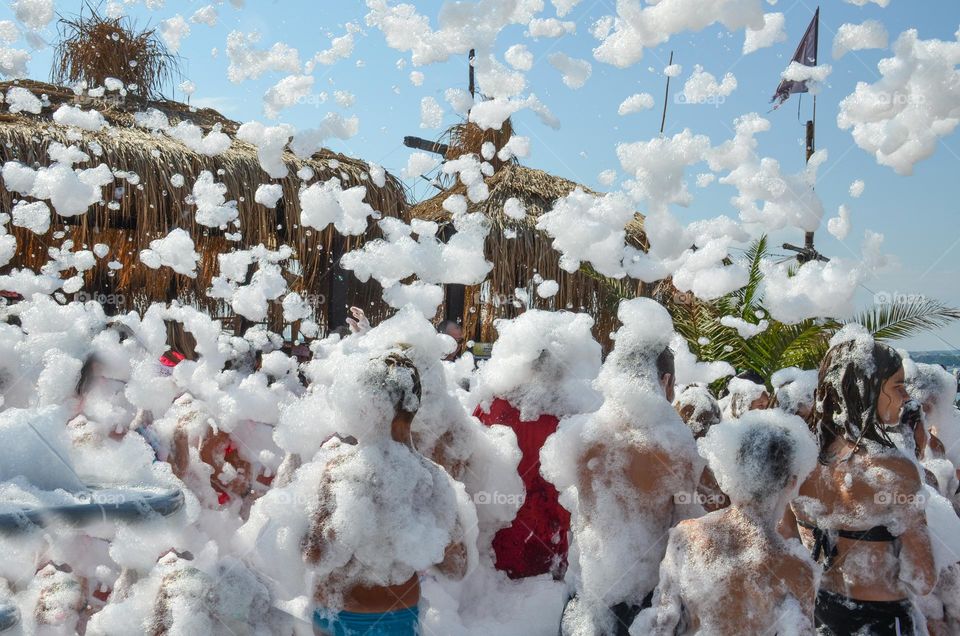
[793,437,934,601]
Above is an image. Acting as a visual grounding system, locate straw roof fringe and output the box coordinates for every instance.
[409,162,648,348]
[0,80,407,333]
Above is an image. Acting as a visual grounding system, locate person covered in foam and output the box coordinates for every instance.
[721,370,770,419]
[783,326,937,636]
[898,359,960,636]
[633,410,819,635]
[905,361,960,473]
[771,367,818,421]
[470,309,602,582]
[543,299,702,636]
[674,384,728,512]
[300,349,470,635]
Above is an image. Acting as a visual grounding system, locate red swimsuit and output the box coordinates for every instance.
[474,398,570,580]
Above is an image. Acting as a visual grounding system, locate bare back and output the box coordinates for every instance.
[651,509,816,635]
[576,422,697,603]
[792,439,936,601]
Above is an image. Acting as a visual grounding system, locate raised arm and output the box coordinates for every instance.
[434,466,470,580]
[436,538,468,580]
[169,424,190,479]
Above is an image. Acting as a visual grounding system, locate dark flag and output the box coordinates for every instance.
[771,7,819,109]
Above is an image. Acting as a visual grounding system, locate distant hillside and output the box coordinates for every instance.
[909,350,960,371]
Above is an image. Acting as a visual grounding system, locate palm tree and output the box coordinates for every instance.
[671,236,960,384]
[600,236,960,386]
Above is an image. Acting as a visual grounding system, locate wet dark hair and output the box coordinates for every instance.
[164,320,197,361]
[76,355,100,396]
[735,370,766,386]
[719,370,767,399]
[736,425,794,501]
[610,342,675,389]
[656,347,675,381]
[809,339,901,462]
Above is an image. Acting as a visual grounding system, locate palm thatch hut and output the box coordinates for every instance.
[0,11,406,335]
[407,122,648,349]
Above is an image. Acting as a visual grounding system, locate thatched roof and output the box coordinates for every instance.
[0,79,407,332]
[411,162,646,240]
[408,162,648,347]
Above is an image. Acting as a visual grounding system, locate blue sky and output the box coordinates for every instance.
[3,0,959,351]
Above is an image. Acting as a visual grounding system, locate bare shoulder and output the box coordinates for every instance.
[861,451,923,488]
[673,518,698,535]
[635,442,696,479]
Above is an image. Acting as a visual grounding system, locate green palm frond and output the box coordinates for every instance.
[583,236,960,393]
[740,320,831,377]
[672,299,740,364]
[734,234,767,313]
[846,298,960,342]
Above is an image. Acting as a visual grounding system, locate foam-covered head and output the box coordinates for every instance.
[726,374,770,418]
[771,367,818,418]
[674,384,721,438]
[905,361,957,417]
[812,329,903,455]
[474,310,602,420]
[329,348,422,442]
[699,410,817,506]
[602,298,676,393]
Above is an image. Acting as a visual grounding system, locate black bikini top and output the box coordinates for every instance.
[795,518,897,570]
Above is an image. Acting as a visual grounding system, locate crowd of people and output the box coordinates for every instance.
[0,294,959,635]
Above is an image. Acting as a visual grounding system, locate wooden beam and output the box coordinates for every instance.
[403,136,449,156]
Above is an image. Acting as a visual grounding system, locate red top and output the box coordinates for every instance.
[160,351,186,367]
[474,398,570,580]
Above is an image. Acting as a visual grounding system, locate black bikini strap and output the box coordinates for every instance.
[796,518,898,572]
[796,518,897,542]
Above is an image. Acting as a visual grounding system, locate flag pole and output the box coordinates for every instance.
[803,100,816,255]
[780,6,828,263]
[803,8,819,258]
[659,50,674,137]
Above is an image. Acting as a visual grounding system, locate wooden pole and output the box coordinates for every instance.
[804,107,815,252]
[468,49,476,99]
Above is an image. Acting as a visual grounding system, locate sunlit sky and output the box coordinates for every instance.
[3,0,959,351]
